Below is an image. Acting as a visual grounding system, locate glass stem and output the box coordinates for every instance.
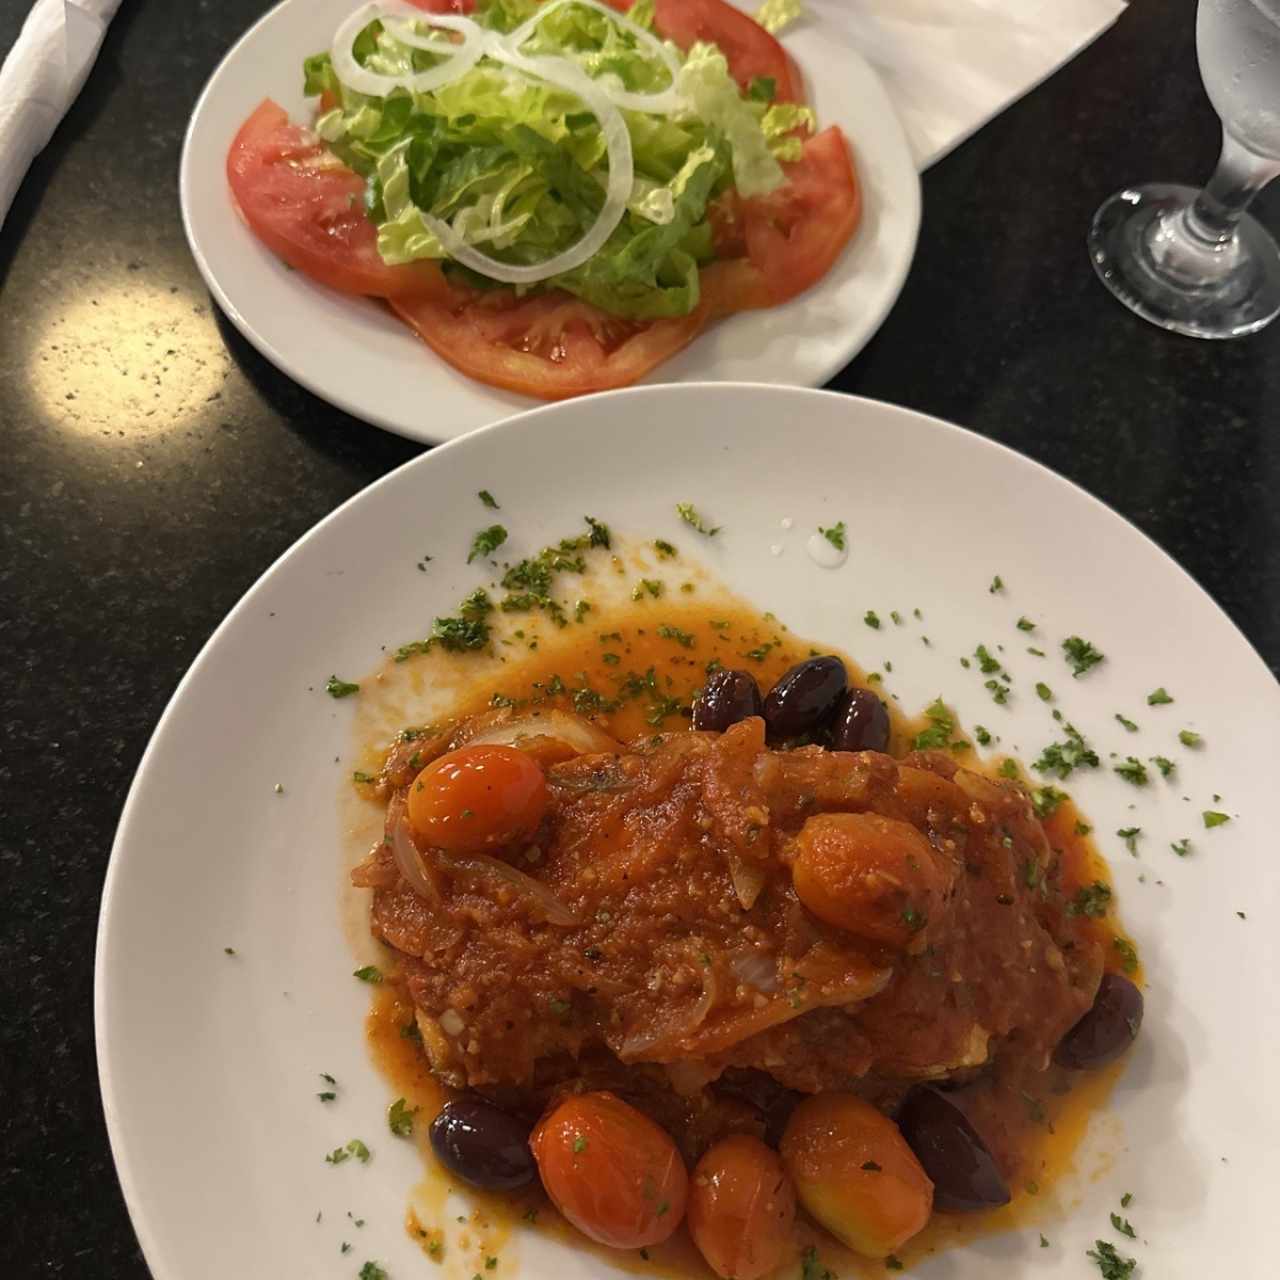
[1183,130,1280,248]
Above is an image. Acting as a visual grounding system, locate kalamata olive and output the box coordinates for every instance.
[831,687,891,754]
[693,669,764,732]
[1053,973,1144,1070]
[429,1096,537,1190]
[896,1087,1010,1213]
[762,656,847,742]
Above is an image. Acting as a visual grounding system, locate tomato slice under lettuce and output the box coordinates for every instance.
[226,99,448,299]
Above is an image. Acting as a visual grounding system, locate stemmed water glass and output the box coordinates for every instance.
[1089,0,1280,338]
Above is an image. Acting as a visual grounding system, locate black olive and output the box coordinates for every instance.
[428,1097,537,1191]
[762,656,847,742]
[830,687,890,753]
[692,668,764,732]
[1054,973,1144,1070]
[896,1087,1011,1212]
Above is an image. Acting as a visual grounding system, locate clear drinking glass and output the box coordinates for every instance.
[1089,0,1280,338]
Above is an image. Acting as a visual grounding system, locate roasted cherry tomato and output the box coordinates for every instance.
[791,812,953,951]
[781,1093,933,1257]
[530,1092,688,1249]
[688,1136,796,1280]
[407,745,546,852]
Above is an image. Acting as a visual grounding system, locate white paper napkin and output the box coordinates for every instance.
[0,0,121,232]
[843,0,1127,169]
[0,0,1125,236]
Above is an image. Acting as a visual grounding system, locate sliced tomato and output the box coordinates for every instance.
[227,99,448,299]
[652,0,803,102]
[405,0,476,10]
[390,288,709,400]
[702,127,861,313]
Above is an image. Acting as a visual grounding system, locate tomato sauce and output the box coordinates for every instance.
[346,585,1139,1278]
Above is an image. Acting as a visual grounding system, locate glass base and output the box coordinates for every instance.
[1088,183,1280,338]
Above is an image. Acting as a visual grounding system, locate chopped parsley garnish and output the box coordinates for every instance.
[327,1138,371,1165]
[1147,687,1173,705]
[318,1091,336,1102]
[548,996,572,1020]
[352,965,383,983]
[1114,757,1149,786]
[572,1134,588,1153]
[342,1243,352,1254]
[478,489,499,509]
[388,1098,417,1137]
[485,1257,498,1270]
[1121,1192,1133,1208]
[223,946,236,955]
[1115,713,1138,732]
[522,1209,538,1223]
[747,74,776,101]
[359,1264,389,1280]
[864,610,881,629]
[1087,1239,1137,1277]
[913,698,954,750]
[1027,646,1046,657]
[1069,881,1112,918]
[984,678,1011,704]
[326,675,359,699]
[975,644,1002,674]
[901,906,927,932]
[974,725,992,746]
[1075,820,1092,835]
[581,515,610,549]
[632,578,663,600]
[1032,786,1067,818]
[675,502,720,536]
[352,770,377,784]
[989,575,1004,593]
[890,610,903,625]
[1035,682,1053,702]
[431,612,491,652]
[1179,728,1202,747]
[1113,937,1139,973]
[885,1258,904,1272]
[998,759,1020,779]
[1033,723,1099,779]
[1111,1211,1137,1238]
[1203,810,1231,828]
[400,1021,422,1041]
[819,521,847,551]
[1117,826,1141,854]
[1171,837,1192,857]
[1149,754,1175,778]
[653,539,677,559]
[1062,635,1105,677]
[1016,617,1036,631]
[656,624,694,648]
[801,1246,836,1280]
[1040,1234,1050,1248]
[468,524,507,563]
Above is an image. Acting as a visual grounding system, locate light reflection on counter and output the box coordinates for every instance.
[25,273,232,439]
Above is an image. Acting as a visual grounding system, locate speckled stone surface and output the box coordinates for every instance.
[0,0,1277,1273]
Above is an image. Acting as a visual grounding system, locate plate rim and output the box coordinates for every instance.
[94,383,1280,1280]
[177,0,922,445]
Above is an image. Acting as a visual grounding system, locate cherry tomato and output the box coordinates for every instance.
[791,812,954,950]
[689,1136,796,1280]
[781,1094,932,1257]
[530,1092,688,1249]
[407,745,546,852]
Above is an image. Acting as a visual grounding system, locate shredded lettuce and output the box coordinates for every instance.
[305,0,798,318]
[755,0,804,36]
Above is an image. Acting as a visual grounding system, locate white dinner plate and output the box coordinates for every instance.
[179,0,920,444]
[97,385,1280,1279]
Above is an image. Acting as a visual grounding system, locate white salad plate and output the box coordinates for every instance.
[97,385,1280,1279]
[179,0,920,445]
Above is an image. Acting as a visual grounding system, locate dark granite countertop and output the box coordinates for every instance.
[1,0,1277,1273]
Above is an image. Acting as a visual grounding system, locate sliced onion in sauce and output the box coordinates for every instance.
[618,950,718,1059]
[389,795,441,902]
[465,709,621,757]
[438,850,579,927]
[728,947,779,994]
[728,855,767,910]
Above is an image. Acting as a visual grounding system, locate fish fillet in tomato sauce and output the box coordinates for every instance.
[350,604,1109,1189]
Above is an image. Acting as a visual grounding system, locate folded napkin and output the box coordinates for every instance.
[0,0,121,232]
[0,0,1125,235]
[843,0,1127,169]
